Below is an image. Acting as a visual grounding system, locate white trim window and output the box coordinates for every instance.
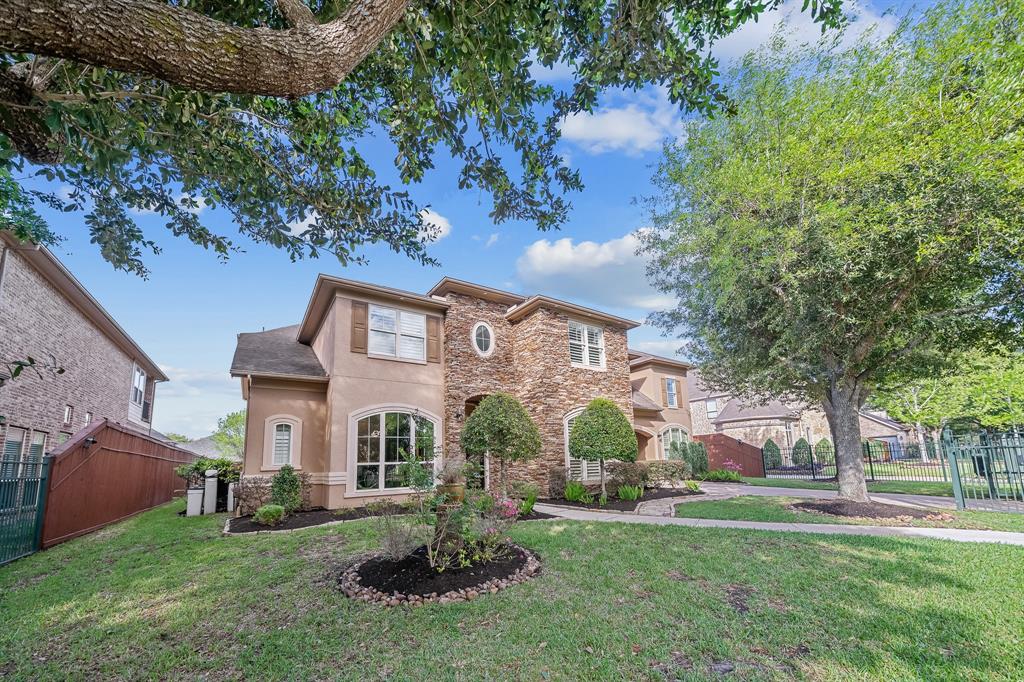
[564,409,601,481]
[666,379,679,408]
[568,320,605,369]
[63,405,74,425]
[2,427,26,478]
[355,410,436,492]
[660,426,689,459]
[272,423,293,466]
[471,321,494,357]
[369,304,426,361]
[131,365,147,405]
[84,411,94,425]
[705,399,719,419]
[263,415,302,470]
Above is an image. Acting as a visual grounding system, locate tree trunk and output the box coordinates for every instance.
[822,380,870,502]
[915,422,930,462]
[599,460,607,497]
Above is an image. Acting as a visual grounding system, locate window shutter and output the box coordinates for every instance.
[661,378,669,406]
[426,316,441,363]
[351,301,368,353]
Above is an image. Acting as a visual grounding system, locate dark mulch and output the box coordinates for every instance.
[518,510,556,521]
[227,506,412,534]
[356,544,528,597]
[546,487,702,512]
[791,499,946,520]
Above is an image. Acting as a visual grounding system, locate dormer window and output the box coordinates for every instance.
[131,366,146,405]
[568,320,605,369]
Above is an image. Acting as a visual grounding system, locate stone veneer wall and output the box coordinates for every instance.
[442,294,633,495]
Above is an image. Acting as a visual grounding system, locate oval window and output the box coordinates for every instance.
[472,322,494,357]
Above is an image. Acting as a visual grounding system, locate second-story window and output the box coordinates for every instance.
[63,405,73,425]
[705,399,719,419]
[131,366,146,405]
[368,304,426,361]
[568,320,605,369]
[665,379,679,408]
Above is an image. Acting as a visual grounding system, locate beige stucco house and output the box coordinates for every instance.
[230,275,693,508]
[686,369,911,453]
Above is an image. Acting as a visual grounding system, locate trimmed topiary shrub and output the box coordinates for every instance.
[647,460,691,487]
[814,439,835,464]
[568,398,638,496]
[460,392,542,494]
[791,438,812,467]
[762,439,782,469]
[253,504,285,526]
[607,461,649,488]
[686,441,709,475]
[270,464,302,513]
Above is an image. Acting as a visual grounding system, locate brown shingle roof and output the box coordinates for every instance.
[632,388,663,412]
[685,369,730,401]
[712,399,800,424]
[230,325,327,380]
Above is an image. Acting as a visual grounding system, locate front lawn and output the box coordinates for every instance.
[742,477,956,497]
[2,501,1023,680]
[675,495,1024,533]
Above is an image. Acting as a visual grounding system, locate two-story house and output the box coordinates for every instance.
[0,231,166,468]
[230,275,693,508]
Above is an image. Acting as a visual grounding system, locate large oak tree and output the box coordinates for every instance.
[642,0,1024,501]
[0,0,842,275]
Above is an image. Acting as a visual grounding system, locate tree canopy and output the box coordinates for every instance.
[460,392,541,492]
[641,0,1024,499]
[568,397,636,495]
[1,0,842,276]
[212,410,246,459]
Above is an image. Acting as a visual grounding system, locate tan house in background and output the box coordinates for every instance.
[686,369,911,453]
[230,275,693,508]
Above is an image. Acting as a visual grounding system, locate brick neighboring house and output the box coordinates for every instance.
[0,231,167,468]
[230,275,694,508]
[686,369,911,454]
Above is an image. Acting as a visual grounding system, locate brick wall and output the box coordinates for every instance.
[0,244,139,458]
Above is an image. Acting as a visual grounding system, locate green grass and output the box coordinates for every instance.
[742,477,956,497]
[675,495,1024,532]
[2,501,1024,680]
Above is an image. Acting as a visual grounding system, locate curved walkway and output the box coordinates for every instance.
[533,503,1024,546]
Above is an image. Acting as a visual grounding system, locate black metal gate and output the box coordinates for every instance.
[0,453,52,565]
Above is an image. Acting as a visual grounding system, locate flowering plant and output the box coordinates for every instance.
[721,458,743,473]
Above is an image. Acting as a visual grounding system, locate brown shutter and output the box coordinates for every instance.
[661,377,669,406]
[351,300,367,353]
[426,316,441,363]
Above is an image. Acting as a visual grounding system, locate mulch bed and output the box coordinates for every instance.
[546,486,703,512]
[226,506,411,534]
[518,509,556,520]
[791,499,951,521]
[339,543,542,606]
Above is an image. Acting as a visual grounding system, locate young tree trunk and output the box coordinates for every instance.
[599,460,607,497]
[822,380,870,502]
[915,422,930,462]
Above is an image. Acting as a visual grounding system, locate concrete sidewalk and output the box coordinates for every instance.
[693,482,958,510]
[534,503,1024,546]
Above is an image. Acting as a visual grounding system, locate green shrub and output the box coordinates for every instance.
[568,398,637,496]
[647,460,691,487]
[762,439,782,469]
[814,439,835,464]
[791,438,812,467]
[511,480,540,515]
[564,481,588,502]
[460,392,541,493]
[702,469,743,482]
[617,484,643,501]
[607,461,649,488]
[686,441,709,475]
[253,504,285,526]
[685,480,702,493]
[174,457,242,487]
[270,465,302,513]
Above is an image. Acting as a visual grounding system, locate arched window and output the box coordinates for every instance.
[471,321,494,357]
[263,415,302,470]
[354,410,438,492]
[660,425,690,459]
[564,408,601,481]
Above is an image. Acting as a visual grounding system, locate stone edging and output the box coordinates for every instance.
[338,545,542,607]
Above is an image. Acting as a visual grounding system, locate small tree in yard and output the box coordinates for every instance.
[791,438,812,468]
[762,440,782,470]
[642,0,1024,501]
[460,393,541,495]
[569,398,637,497]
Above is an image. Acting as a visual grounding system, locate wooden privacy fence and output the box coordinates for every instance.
[40,419,197,548]
[695,433,765,478]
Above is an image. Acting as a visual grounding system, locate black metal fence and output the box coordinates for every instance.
[945,431,1024,513]
[762,439,950,483]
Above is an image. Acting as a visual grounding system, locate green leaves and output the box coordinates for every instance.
[459,392,541,464]
[568,398,637,464]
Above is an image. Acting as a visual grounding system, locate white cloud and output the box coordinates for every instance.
[711,0,898,64]
[630,339,686,357]
[559,88,685,156]
[153,366,244,438]
[516,231,676,311]
[418,208,452,242]
[484,233,499,248]
[287,211,318,236]
[175,193,208,215]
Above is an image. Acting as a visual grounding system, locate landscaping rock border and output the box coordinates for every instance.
[338,545,542,607]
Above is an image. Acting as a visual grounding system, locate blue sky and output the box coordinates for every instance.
[18,0,910,437]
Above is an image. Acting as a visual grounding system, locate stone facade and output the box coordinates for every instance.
[442,293,633,495]
[0,239,160,460]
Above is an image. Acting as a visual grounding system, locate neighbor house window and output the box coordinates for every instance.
[784,421,795,447]
[471,321,494,357]
[131,366,146,405]
[63,405,73,425]
[355,411,436,492]
[705,399,719,419]
[368,304,426,361]
[57,432,71,445]
[2,427,26,478]
[665,379,679,408]
[84,412,93,425]
[272,423,292,466]
[564,409,601,481]
[660,426,689,458]
[568,320,605,369]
